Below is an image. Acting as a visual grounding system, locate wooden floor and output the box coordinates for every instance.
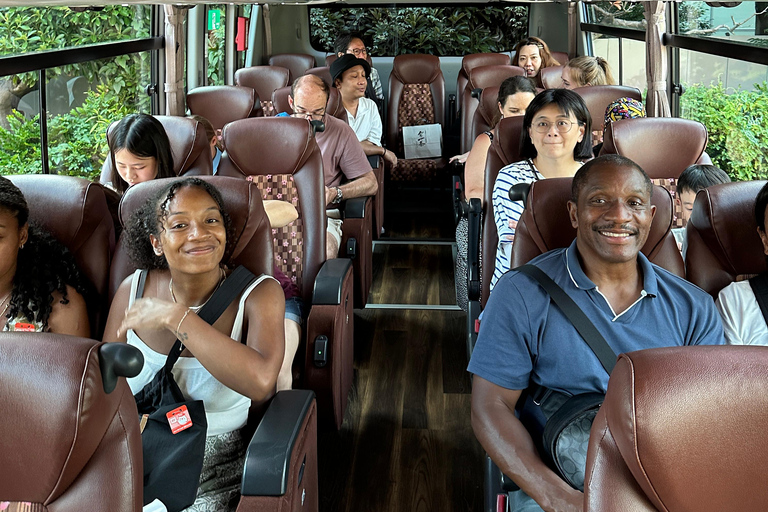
[317,192,485,511]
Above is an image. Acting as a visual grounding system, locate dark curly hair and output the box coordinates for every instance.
[124,178,234,270]
[0,177,91,331]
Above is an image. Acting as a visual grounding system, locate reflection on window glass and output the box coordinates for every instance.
[677,1,768,48]
[46,53,152,178]
[309,5,529,56]
[206,4,226,85]
[585,2,646,31]
[0,6,152,58]
[679,50,768,181]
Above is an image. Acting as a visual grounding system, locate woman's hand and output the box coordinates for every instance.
[116,298,187,339]
[449,151,470,164]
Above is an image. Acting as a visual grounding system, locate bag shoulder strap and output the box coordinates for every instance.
[164,266,258,371]
[749,273,768,327]
[516,264,616,375]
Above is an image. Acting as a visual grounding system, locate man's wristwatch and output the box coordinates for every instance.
[332,186,343,205]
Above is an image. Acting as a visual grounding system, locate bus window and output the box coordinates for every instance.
[309,5,529,56]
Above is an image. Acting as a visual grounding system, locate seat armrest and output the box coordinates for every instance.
[312,258,354,305]
[342,196,370,219]
[241,389,316,496]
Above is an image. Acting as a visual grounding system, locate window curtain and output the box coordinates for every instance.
[164,5,186,116]
[643,1,671,117]
[568,1,579,59]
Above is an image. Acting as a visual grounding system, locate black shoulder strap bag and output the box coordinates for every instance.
[133,265,257,512]
[749,273,768,326]
[515,264,616,492]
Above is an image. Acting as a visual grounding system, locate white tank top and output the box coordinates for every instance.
[126,269,274,436]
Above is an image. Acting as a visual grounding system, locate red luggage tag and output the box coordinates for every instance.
[14,322,36,332]
[166,405,193,434]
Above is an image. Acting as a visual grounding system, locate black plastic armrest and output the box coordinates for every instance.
[241,389,316,496]
[367,154,380,169]
[312,258,353,305]
[467,197,482,301]
[342,196,369,219]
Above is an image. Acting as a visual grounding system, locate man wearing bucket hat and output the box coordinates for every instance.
[331,54,396,169]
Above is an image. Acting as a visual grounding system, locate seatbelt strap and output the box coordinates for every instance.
[749,273,768,328]
[516,264,616,375]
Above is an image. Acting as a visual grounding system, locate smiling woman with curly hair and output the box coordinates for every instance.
[0,176,90,335]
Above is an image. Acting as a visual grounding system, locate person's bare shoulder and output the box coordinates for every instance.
[48,285,90,338]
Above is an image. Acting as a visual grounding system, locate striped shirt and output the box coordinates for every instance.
[491,160,542,290]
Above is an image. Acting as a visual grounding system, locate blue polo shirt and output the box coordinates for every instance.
[468,239,725,395]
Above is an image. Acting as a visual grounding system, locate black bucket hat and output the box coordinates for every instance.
[330,54,372,84]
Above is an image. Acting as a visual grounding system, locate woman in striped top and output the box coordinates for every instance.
[491,89,593,290]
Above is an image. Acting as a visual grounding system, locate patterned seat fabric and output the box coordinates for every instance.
[652,178,684,228]
[247,174,304,290]
[394,83,438,181]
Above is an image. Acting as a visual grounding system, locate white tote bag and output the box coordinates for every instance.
[402,123,442,159]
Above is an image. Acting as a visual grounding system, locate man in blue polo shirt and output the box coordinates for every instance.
[469,154,724,512]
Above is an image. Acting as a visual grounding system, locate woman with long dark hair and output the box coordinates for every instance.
[0,176,90,334]
[108,113,175,193]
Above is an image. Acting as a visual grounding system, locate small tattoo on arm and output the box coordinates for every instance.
[174,330,189,342]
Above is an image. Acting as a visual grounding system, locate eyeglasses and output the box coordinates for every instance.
[347,47,368,57]
[532,119,580,134]
[292,108,326,121]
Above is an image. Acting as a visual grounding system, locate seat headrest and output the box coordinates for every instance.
[493,115,527,166]
[220,117,315,178]
[392,54,442,84]
[551,51,569,65]
[603,346,768,511]
[234,65,290,101]
[601,117,708,179]
[540,65,564,89]
[687,181,768,296]
[468,64,525,91]
[306,66,333,88]
[572,85,642,133]
[510,177,683,276]
[268,53,316,81]
[461,53,511,77]
[8,174,114,301]
[0,334,124,501]
[116,176,272,279]
[477,86,501,126]
[187,85,257,132]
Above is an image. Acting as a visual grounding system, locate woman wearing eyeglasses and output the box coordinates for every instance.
[490,89,592,290]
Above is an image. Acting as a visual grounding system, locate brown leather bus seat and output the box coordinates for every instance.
[218,117,356,429]
[540,65,564,89]
[551,51,569,65]
[457,54,511,113]
[271,85,346,121]
[585,346,768,511]
[306,66,333,88]
[234,65,290,117]
[686,181,768,298]
[387,54,447,181]
[460,64,525,153]
[601,117,709,228]
[8,175,115,337]
[187,85,261,136]
[509,178,684,277]
[479,115,526,307]
[0,334,142,512]
[268,53,316,82]
[100,115,214,187]
[572,84,642,134]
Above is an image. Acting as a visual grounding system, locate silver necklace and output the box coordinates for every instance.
[169,268,225,312]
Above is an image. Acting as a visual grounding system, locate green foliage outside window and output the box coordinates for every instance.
[207,5,226,85]
[681,81,768,181]
[0,6,151,178]
[310,6,528,56]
